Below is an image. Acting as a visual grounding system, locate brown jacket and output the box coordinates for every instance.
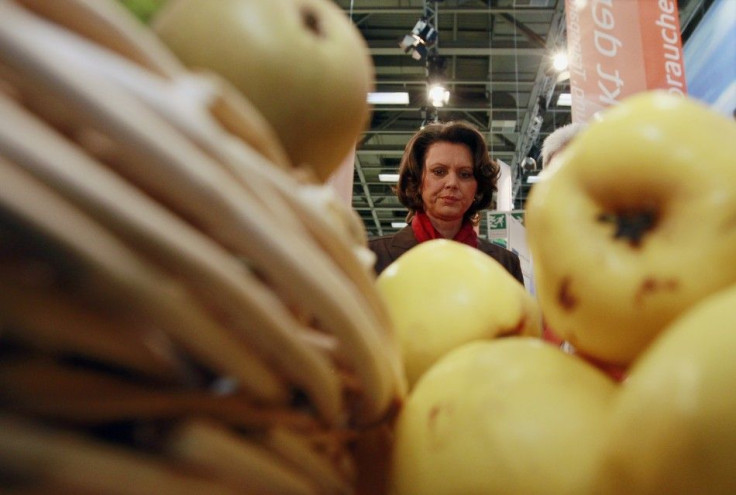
[368,225,525,285]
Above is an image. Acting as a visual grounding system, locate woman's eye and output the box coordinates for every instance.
[431,169,445,176]
[460,171,474,179]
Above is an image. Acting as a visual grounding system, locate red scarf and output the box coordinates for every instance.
[411,211,478,248]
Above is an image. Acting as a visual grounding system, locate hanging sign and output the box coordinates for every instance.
[565,0,688,123]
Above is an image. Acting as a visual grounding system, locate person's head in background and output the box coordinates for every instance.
[396,121,499,230]
[541,122,587,169]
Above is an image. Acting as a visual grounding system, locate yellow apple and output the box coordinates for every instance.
[525,91,736,365]
[152,0,373,181]
[375,239,541,388]
[388,282,736,495]
[389,339,617,495]
[593,283,736,495]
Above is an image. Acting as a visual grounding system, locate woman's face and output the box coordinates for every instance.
[420,141,477,223]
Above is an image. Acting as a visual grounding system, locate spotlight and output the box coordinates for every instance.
[399,34,428,61]
[552,50,569,72]
[428,84,449,107]
[398,33,416,51]
[398,17,437,61]
[411,18,437,45]
[412,43,429,61]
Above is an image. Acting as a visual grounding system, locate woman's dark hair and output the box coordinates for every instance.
[396,120,500,223]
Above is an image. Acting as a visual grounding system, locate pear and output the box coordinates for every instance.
[593,283,736,495]
[375,239,541,388]
[389,339,616,495]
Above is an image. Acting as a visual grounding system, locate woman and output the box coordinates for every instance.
[368,120,524,284]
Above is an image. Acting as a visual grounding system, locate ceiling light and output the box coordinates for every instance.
[522,156,537,172]
[552,51,569,72]
[379,173,400,182]
[367,92,410,105]
[556,92,572,107]
[428,84,450,107]
[391,222,408,229]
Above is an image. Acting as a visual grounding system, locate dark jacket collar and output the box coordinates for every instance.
[390,224,417,249]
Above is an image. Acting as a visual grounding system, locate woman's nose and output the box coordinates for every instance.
[444,172,459,187]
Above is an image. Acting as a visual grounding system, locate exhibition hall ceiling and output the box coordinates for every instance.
[335,0,711,239]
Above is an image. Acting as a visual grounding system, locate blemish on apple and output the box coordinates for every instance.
[558,276,578,311]
[428,404,442,426]
[634,277,679,305]
[426,402,455,450]
[300,6,324,37]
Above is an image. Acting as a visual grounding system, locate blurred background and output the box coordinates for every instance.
[330,0,716,239]
[119,0,721,239]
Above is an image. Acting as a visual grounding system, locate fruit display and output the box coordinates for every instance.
[595,283,736,495]
[390,283,736,495]
[525,91,736,366]
[375,239,541,388]
[0,0,404,493]
[3,0,736,492]
[388,92,736,494]
[390,339,617,495]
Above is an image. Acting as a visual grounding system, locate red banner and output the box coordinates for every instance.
[565,0,687,123]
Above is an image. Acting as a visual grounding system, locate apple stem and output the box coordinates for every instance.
[300,7,323,38]
[597,209,658,247]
